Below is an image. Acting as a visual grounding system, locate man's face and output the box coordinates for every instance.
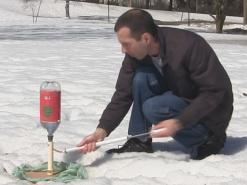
[116,27,149,60]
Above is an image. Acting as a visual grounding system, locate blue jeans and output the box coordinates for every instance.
[128,66,209,148]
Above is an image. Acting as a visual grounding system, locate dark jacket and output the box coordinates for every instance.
[98,26,233,139]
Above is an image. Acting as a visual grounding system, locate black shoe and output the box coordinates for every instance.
[106,138,153,154]
[193,133,226,160]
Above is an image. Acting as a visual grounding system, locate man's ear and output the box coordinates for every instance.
[142,33,151,43]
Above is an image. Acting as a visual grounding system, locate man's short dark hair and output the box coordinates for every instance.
[114,8,158,41]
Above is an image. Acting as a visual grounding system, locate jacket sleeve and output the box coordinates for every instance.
[97,55,135,136]
[176,36,231,127]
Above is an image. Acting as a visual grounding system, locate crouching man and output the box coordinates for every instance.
[77,9,233,160]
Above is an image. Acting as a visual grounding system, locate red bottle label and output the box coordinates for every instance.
[40,91,61,122]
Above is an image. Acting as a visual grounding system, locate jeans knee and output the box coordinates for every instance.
[142,98,168,123]
[133,66,162,93]
[142,96,178,124]
[132,72,146,90]
[133,66,153,88]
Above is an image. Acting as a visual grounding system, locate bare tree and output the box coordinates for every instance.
[210,0,228,33]
[145,0,150,9]
[129,0,132,7]
[169,0,173,11]
[35,0,43,23]
[244,0,247,24]
[65,0,70,19]
[20,0,40,23]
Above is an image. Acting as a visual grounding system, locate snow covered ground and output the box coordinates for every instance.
[0,0,247,184]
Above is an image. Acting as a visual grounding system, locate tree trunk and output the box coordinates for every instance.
[169,0,173,11]
[215,16,225,33]
[65,0,70,19]
[196,0,198,13]
[129,0,132,7]
[244,0,247,25]
[145,0,150,9]
[214,0,227,33]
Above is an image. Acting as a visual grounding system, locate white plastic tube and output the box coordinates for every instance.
[63,128,165,153]
[64,136,127,153]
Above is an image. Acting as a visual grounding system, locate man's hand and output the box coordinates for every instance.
[76,128,107,154]
[151,119,183,138]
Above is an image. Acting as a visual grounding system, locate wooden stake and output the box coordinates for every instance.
[47,141,54,175]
